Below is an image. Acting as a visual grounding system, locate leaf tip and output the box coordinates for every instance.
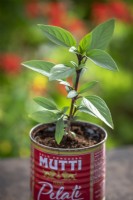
[37,24,44,30]
[111,122,114,129]
[116,66,119,72]
[108,120,114,129]
[106,18,115,25]
[21,62,26,66]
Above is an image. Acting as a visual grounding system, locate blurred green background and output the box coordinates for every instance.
[0,0,133,158]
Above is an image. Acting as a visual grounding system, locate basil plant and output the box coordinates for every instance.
[22,19,118,144]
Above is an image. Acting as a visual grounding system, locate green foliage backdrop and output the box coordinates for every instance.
[0,0,133,157]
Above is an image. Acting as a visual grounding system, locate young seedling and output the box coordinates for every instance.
[22,19,118,145]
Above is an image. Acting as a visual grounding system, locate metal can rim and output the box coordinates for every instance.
[30,121,107,153]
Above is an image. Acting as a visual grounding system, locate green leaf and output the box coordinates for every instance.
[49,64,75,81]
[90,19,115,50]
[70,61,78,68]
[79,81,98,94]
[65,86,71,92]
[87,49,118,71]
[78,105,96,117]
[73,115,81,121]
[79,32,92,52]
[30,110,61,123]
[38,24,77,47]
[67,90,78,98]
[81,96,114,128]
[59,80,71,87]
[61,106,69,113]
[33,97,58,110]
[69,46,78,54]
[22,60,54,77]
[55,117,65,144]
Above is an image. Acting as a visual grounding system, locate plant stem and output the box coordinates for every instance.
[66,54,83,133]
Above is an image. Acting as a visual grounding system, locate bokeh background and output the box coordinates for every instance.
[0,0,133,158]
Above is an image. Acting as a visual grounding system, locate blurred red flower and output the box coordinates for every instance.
[45,2,67,27]
[25,1,87,38]
[66,17,87,39]
[25,1,40,18]
[92,1,133,24]
[110,1,133,23]
[44,2,87,38]
[91,3,109,23]
[0,53,21,74]
[57,84,67,96]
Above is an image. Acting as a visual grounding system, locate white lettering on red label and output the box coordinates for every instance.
[39,156,82,171]
[37,181,84,200]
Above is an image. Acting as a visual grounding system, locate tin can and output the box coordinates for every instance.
[30,122,107,200]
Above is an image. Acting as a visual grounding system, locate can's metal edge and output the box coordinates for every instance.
[29,121,107,155]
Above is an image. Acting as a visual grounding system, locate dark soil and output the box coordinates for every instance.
[32,121,105,149]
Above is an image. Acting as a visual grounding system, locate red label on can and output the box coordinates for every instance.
[93,148,105,200]
[31,144,105,200]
